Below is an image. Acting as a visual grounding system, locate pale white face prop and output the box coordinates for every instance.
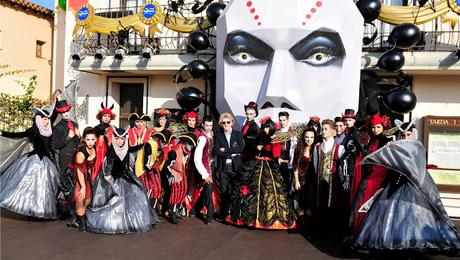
[61,111,71,121]
[216,0,364,125]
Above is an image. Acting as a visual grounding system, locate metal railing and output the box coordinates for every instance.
[71,2,460,57]
[72,3,216,56]
[363,19,460,52]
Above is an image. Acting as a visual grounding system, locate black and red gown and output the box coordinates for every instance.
[226,135,296,230]
[292,146,315,213]
[184,126,203,215]
[72,147,96,202]
[349,133,389,238]
[93,123,113,182]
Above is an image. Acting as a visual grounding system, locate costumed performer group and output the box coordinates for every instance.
[0,99,459,255]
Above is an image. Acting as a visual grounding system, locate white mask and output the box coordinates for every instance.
[216,0,364,124]
[61,111,71,121]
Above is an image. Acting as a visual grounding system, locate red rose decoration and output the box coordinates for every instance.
[240,185,250,197]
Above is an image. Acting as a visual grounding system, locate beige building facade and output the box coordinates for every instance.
[0,0,54,100]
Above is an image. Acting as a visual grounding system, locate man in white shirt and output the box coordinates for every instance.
[193,116,215,225]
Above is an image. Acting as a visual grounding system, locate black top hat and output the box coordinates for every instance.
[342,109,356,119]
[177,132,197,147]
[244,102,259,117]
[55,99,71,113]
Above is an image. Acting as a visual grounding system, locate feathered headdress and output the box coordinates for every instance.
[309,115,321,123]
[157,108,170,117]
[182,111,200,125]
[259,116,271,125]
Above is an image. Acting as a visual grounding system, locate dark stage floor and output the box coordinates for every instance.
[1,210,459,260]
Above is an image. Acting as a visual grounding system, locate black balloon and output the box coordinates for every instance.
[176,87,205,110]
[389,23,421,49]
[188,31,210,51]
[377,50,405,72]
[357,0,382,22]
[383,88,417,114]
[187,60,209,79]
[206,2,226,26]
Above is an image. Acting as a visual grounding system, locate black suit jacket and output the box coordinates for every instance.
[242,120,260,159]
[52,119,80,171]
[213,129,245,172]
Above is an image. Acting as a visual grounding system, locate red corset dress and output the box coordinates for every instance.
[73,154,96,201]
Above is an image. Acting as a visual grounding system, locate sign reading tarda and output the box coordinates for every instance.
[424,116,460,171]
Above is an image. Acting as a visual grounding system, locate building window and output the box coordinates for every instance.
[36,40,45,58]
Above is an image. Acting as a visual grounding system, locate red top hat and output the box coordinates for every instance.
[55,100,71,113]
[342,109,356,119]
[244,102,259,117]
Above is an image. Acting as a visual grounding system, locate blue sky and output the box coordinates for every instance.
[28,0,55,10]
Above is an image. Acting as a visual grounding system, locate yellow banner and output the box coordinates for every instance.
[73,1,213,38]
[73,0,460,38]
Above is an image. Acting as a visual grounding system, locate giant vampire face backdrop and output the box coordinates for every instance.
[216,0,364,125]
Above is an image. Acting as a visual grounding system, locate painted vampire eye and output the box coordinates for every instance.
[302,50,336,66]
[229,51,258,64]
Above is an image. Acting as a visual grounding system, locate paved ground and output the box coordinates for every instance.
[1,210,459,260]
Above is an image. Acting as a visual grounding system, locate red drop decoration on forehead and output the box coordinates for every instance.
[245,0,262,26]
[302,0,324,26]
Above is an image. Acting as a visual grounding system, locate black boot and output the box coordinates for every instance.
[170,212,179,224]
[78,215,87,232]
[169,205,179,224]
[67,214,80,229]
[296,215,305,233]
[205,215,212,225]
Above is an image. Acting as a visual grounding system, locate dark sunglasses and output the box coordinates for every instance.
[221,121,232,125]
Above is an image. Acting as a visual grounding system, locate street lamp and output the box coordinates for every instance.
[94,46,109,60]
[114,46,128,60]
[141,45,153,59]
[72,49,87,61]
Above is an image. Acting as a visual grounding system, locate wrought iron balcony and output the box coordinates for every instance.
[363,19,460,52]
[71,3,216,56]
[71,2,460,59]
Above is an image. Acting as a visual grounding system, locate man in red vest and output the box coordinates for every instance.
[193,116,219,225]
[127,113,154,147]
